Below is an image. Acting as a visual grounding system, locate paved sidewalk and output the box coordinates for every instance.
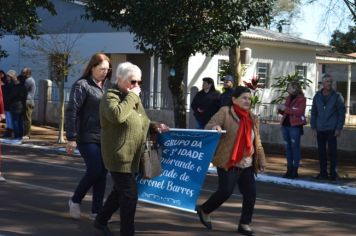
[1,124,356,195]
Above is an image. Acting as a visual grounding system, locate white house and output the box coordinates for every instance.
[3,0,352,128]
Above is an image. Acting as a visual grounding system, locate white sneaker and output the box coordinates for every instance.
[0,175,5,182]
[6,139,22,145]
[68,199,81,219]
[88,213,97,220]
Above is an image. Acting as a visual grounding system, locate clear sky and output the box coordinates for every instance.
[291,1,353,45]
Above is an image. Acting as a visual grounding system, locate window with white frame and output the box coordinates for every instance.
[295,65,307,81]
[256,62,270,88]
[217,59,229,84]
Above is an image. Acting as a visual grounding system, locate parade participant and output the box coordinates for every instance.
[196,86,266,236]
[65,52,111,220]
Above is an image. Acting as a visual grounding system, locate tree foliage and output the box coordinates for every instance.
[84,0,275,127]
[271,72,312,104]
[330,26,356,54]
[0,0,56,59]
[271,0,302,32]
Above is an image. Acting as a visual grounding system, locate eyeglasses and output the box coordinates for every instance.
[97,67,111,72]
[130,80,142,85]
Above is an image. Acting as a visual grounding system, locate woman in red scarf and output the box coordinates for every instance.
[196,86,266,236]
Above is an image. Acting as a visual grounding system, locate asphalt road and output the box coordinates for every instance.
[1,145,356,236]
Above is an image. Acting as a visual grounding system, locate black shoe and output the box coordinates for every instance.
[315,173,328,180]
[94,220,113,236]
[330,173,339,181]
[237,224,255,236]
[195,206,212,230]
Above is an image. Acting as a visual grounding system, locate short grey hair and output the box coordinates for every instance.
[115,62,141,81]
[322,73,332,82]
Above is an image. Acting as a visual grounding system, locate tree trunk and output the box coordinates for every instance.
[167,60,187,128]
[57,78,66,144]
[229,45,242,85]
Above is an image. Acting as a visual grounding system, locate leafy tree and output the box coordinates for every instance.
[271,72,312,104]
[0,0,56,59]
[84,0,275,127]
[330,26,356,54]
[271,0,302,33]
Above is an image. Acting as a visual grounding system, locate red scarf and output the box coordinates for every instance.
[228,104,253,168]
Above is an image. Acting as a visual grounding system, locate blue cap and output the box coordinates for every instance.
[223,75,234,84]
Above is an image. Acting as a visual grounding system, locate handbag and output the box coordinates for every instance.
[140,140,162,179]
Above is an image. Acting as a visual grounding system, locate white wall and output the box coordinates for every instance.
[186,43,319,107]
[241,42,317,104]
[0,32,141,87]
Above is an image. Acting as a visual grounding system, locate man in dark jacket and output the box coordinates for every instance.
[311,74,346,181]
[7,70,27,141]
[220,74,235,107]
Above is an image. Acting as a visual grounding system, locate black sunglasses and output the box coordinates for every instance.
[130,80,142,85]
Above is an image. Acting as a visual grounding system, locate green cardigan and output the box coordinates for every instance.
[100,87,150,173]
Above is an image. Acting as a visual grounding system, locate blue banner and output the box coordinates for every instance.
[137,129,222,213]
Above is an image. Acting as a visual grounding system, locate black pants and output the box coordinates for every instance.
[201,166,256,225]
[317,130,338,177]
[96,172,137,236]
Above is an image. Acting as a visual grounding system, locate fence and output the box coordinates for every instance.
[48,84,356,126]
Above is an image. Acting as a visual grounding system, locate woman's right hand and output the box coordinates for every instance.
[66,141,77,155]
[129,86,141,96]
[212,125,222,132]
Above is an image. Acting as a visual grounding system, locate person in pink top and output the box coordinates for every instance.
[0,79,5,181]
[278,81,307,179]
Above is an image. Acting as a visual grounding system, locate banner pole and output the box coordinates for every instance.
[169,128,226,133]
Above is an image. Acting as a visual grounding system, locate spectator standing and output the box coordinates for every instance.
[7,70,27,143]
[191,77,221,129]
[65,53,111,220]
[0,81,5,181]
[311,74,346,181]
[0,70,13,138]
[277,81,306,179]
[0,75,5,120]
[20,68,36,139]
[220,74,235,107]
[94,62,169,236]
[196,86,266,235]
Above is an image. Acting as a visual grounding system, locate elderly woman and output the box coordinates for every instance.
[94,62,168,236]
[196,86,266,236]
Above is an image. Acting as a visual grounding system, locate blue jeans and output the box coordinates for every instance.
[72,143,107,214]
[281,126,302,167]
[11,113,23,139]
[5,111,13,129]
[317,130,337,177]
[201,166,256,225]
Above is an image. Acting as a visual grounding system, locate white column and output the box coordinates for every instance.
[315,63,321,91]
[346,64,351,115]
[156,59,162,110]
[149,56,155,109]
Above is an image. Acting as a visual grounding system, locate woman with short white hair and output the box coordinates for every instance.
[94,62,169,236]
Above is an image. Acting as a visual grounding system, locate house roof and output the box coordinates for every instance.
[242,27,331,50]
[316,50,356,64]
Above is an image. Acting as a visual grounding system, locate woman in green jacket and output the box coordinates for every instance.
[94,62,168,236]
